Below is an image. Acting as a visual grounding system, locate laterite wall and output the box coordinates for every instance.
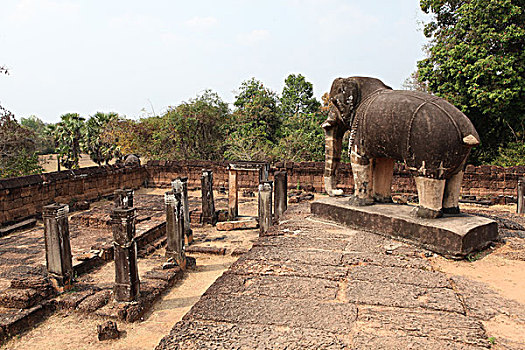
[0,160,523,227]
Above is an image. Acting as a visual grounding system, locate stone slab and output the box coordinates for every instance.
[216,218,258,231]
[0,218,37,237]
[311,198,498,257]
[156,319,350,350]
[186,294,357,333]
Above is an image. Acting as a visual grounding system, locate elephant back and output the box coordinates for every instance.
[355,90,478,179]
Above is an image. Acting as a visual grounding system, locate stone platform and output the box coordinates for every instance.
[311,197,498,258]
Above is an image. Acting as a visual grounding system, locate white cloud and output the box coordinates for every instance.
[185,16,218,30]
[236,29,270,45]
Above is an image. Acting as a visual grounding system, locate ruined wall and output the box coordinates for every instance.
[1,160,522,227]
[145,160,524,198]
[0,165,147,226]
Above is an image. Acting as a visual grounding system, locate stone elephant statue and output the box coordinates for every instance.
[323,76,480,218]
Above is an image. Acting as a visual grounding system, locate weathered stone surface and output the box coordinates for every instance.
[241,245,343,267]
[228,257,348,281]
[204,273,338,300]
[353,331,488,350]
[311,198,498,257]
[216,218,258,231]
[342,251,432,270]
[186,294,357,333]
[356,306,487,347]
[450,275,525,321]
[346,280,463,313]
[255,235,349,251]
[185,246,226,255]
[348,265,451,288]
[76,289,112,312]
[97,320,120,341]
[0,288,47,309]
[10,275,52,290]
[56,287,97,310]
[156,320,349,350]
[143,267,182,284]
[0,302,55,339]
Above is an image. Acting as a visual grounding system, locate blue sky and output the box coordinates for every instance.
[0,0,430,123]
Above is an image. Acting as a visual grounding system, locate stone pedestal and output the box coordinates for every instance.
[274,171,288,221]
[518,177,524,214]
[165,190,186,269]
[259,181,273,235]
[311,197,498,258]
[111,208,139,302]
[201,169,217,225]
[114,189,134,208]
[228,170,238,220]
[43,204,73,291]
[172,177,193,244]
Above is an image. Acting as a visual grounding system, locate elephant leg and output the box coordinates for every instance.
[442,170,464,214]
[323,123,345,196]
[414,176,445,218]
[372,158,394,203]
[349,146,374,206]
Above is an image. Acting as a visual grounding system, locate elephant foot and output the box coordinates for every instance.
[413,206,443,219]
[373,194,393,203]
[443,206,460,214]
[348,195,374,206]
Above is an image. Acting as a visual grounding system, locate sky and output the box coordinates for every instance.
[0,0,430,123]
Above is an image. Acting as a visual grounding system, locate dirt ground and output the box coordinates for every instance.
[1,194,524,349]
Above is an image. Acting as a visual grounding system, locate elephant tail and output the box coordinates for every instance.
[462,134,480,147]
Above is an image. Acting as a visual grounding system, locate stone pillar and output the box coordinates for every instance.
[114,188,134,208]
[165,189,186,268]
[257,163,270,218]
[259,181,273,235]
[259,163,270,183]
[201,169,217,225]
[274,171,288,221]
[43,203,73,291]
[111,207,139,302]
[172,177,193,245]
[228,169,238,220]
[518,177,525,214]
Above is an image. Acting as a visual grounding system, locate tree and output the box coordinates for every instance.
[53,113,85,169]
[0,112,43,178]
[84,112,119,165]
[402,71,429,92]
[20,115,54,154]
[164,90,230,160]
[280,74,321,116]
[0,66,43,178]
[417,0,525,164]
[226,78,281,160]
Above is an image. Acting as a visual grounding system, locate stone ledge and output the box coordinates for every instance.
[311,198,498,258]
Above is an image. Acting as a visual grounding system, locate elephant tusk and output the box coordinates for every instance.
[462,134,480,146]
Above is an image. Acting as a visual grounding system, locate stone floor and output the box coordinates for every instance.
[156,201,525,350]
[0,194,166,292]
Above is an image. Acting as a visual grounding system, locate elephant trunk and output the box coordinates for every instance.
[323,112,346,196]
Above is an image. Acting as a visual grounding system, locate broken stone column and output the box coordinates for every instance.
[518,177,525,214]
[165,189,186,268]
[274,171,288,221]
[172,177,193,244]
[43,203,73,291]
[201,169,217,225]
[111,207,139,302]
[228,169,238,220]
[259,181,273,235]
[259,163,270,183]
[114,188,134,208]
